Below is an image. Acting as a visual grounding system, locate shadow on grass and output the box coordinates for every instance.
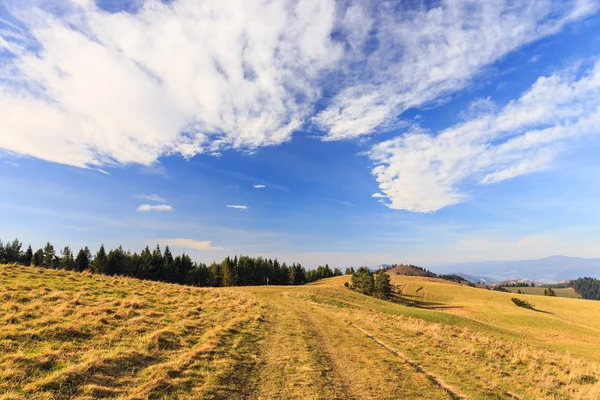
[389,293,463,310]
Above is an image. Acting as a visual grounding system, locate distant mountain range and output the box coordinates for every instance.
[430,256,600,283]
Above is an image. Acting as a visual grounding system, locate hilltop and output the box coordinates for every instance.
[2,264,600,399]
[384,264,436,277]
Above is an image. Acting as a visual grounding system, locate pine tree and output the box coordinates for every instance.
[91,245,108,274]
[32,248,44,266]
[60,246,75,270]
[374,270,392,299]
[75,247,91,272]
[351,267,374,295]
[23,245,33,266]
[42,242,56,268]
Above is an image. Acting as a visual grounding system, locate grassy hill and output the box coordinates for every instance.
[2,264,600,399]
[385,264,434,277]
[503,286,580,298]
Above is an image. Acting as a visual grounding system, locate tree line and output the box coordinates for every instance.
[0,237,343,287]
[571,277,600,300]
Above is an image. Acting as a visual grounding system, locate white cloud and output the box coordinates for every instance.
[371,193,385,198]
[160,238,222,251]
[314,0,598,140]
[369,61,600,212]
[253,184,266,189]
[0,0,341,167]
[136,204,173,212]
[0,0,596,167]
[135,193,168,203]
[226,205,249,210]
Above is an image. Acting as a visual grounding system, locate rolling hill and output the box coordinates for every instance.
[1,263,600,399]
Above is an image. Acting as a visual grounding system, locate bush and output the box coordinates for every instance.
[511,297,535,310]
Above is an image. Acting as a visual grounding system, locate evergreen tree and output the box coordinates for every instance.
[75,247,91,272]
[5,239,23,263]
[60,246,75,270]
[0,239,4,263]
[208,261,221,287]
[345,267,355,275]
[90,245,108,274]
[22,245,33,266]
[32,248,44,267]
[106,246,126,276]
[373,270,392,299]
[42,242,56,268]
[351,267,374,295]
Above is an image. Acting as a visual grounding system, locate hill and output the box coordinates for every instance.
[384,264,435,277]
[432,255,600,282]
[2,264,600,399]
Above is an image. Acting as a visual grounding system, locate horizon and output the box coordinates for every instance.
[2,0,600,271]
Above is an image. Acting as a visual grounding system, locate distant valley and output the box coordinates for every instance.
[430,255,600,283]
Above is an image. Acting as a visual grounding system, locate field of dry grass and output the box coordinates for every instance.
[2,264,600,399]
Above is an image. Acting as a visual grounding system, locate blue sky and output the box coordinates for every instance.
[1,0,600,268]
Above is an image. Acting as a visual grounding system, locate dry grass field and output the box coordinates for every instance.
[2,264,600,399]
[502,286,580,298]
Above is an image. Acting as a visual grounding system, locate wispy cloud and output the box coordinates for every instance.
[136,204,173,212]
[369,61,600,212]
[160,238,223,251]
[371,193,385,198]
[4,161,19,167]
[226,205,249,210]
[0,0,594,168]
[135,194,168,203]
[253,184,266,189]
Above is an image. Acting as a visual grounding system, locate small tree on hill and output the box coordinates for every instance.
[544,288,556,297]
[374,270,392,299]
[351,267,374,295]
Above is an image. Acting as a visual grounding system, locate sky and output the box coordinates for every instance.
[1,0,600,269]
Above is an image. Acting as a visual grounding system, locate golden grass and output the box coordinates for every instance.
[0,264,264,399]
[2,265,600,399]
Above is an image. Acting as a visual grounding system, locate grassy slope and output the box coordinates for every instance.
[2,265,600,399]
[503,286,580,298]
[391,276,600,361]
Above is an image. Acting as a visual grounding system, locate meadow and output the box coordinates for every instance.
[502,286,580,298]
[1,264,600,399]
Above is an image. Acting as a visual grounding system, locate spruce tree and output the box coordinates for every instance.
[23,245,33,266]
[42,242,56,268]
[91,245,108,274]
[75,247,91,272]
[61,246,75,270]
[351,267,374,295]
[32,248,44,266]
[374,270,392,299]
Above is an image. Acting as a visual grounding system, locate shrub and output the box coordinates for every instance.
[511,297,535,310]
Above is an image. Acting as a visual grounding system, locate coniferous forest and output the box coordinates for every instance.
[0,237,343,287]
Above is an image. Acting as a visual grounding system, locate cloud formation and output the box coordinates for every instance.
[160,238,222,250]
[135,194,168,203]
[253,184,266,189]
[136,204,174,212]
[226,205,249,210]
[0,0,595,168]
[369,61,600,212]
